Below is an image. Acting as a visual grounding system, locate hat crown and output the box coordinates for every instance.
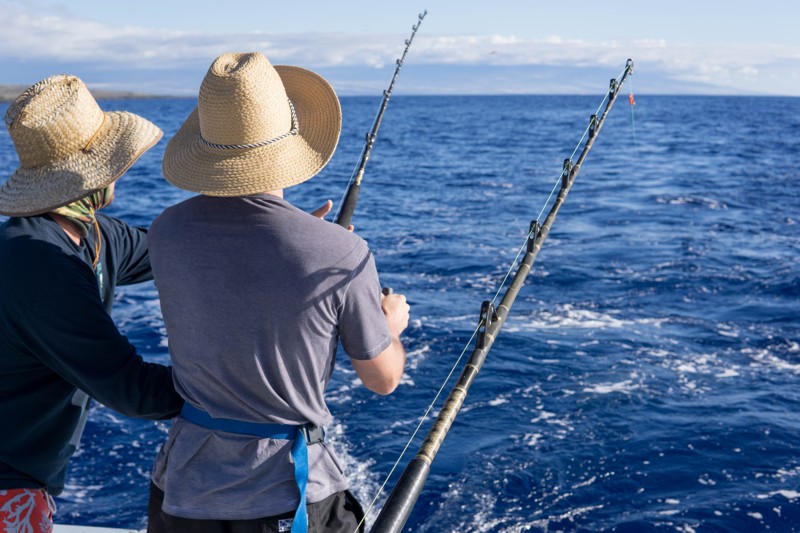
[5,75,105,169]
[198,53,292,147]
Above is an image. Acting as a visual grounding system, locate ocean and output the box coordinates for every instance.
[1,87,799,532]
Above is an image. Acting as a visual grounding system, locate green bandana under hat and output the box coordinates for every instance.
[50,185,114,281]
[50,186,115,238]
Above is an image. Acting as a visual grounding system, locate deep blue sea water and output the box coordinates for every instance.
[1,90,799,532]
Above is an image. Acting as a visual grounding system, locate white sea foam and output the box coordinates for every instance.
[744,347,800,374]
[488,397,509,406]
[405,344,431,372]
[439,486,505,533]
[515,304,631,330]
[326,421,383,526]
[507,303,668,332]
[656,195,727,210]
[776,466,800,478]
[539,505,604,525]
[717,324,739,338]
[583,379,639,395]
[59,482,105,504]
[757,490,800,500]
[657,350,744,390]
[572,476,597,489]
[530,410,556,423]
[523,432,543,446]
[398,373,416,387]
[698,474,717,486]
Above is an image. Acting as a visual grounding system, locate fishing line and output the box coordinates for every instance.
[366,60,635,533]
[356,325,482,531]
[359,103,587,529]
[490,63,624,313]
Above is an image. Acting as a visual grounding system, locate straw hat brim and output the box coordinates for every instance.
[0,111,162,217]
[162,66,342,196]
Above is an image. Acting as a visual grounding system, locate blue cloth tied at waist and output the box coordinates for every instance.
[179,402,324,533]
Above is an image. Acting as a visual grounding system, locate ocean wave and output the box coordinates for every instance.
[507,304,666,331]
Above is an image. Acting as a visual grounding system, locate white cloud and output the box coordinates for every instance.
[1,1,799,95]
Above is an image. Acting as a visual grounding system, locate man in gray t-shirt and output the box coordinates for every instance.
[147,52,409,533]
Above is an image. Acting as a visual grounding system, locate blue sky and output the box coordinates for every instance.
[1,0,799,96]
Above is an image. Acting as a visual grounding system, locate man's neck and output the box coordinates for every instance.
[49,213,82,245]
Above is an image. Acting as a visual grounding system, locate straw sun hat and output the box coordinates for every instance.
[0,75,163,217]
[162,52,342,196]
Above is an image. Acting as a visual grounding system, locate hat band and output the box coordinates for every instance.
[199,99,299,150]
[82,114,108,152]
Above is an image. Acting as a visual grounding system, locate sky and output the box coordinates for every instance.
[1,0,799,96]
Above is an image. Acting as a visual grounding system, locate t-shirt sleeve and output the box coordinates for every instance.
[100,215,152,285]
[338,248,392,360]
[17,256,183,419]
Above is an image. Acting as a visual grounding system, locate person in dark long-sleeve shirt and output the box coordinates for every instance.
[0,75,182,530]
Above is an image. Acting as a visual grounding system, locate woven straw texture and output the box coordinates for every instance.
[162,52,341,196]
[0,75,162,217]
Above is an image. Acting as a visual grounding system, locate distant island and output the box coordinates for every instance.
[0,84,170,103]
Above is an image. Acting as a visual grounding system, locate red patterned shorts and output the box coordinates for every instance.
[0,488,55,533]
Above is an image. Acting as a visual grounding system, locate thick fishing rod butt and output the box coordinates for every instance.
[335,181,360,228]
[369,458,430,533]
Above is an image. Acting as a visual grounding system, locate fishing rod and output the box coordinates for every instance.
[334,10,427,229]
[369,59,635,533]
